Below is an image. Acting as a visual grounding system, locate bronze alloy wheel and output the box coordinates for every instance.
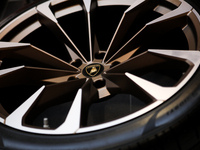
[0,0,200,149]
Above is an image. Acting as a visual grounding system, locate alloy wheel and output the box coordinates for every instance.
[0,0,200,135]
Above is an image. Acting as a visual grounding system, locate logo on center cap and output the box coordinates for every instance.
[83,63,104,77]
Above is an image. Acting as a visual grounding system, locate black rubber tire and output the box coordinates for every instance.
[0,0,200,150]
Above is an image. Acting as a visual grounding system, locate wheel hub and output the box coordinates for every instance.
[82,63,104,77]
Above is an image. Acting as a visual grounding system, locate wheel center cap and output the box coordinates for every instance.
[82,63,104,77]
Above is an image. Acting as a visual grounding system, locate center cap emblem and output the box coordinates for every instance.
[83,63,104,77]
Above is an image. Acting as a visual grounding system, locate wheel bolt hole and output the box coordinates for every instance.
[110,61,120,68]
[71,59,82,68]
[95,52,105,59]
[93,79,106,89]
[68,76,78,81]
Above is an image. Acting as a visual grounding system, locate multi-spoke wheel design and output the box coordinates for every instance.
[0,0,200,138]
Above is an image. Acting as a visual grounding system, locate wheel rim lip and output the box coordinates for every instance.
[0,0,200,135]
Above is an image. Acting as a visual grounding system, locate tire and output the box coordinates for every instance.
[0,0,200,150]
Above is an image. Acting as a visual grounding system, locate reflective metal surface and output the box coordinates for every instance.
[0,0,200,135]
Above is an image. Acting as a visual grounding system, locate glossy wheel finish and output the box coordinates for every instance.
[0,0,200,135]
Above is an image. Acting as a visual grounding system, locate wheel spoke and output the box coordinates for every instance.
[0,66,79,87]
[105,1,192,63]
[56,78,99,132]
[82,0,98,61]
[106,48,139,64]
[27,67,78,84]
[104,49,200,101]
[106,50,187,75]
[0,42,78,71]
[5,86,45,129]
[125,72,184,101]
[37,1,87,62]
[103,73,153,103]
[148,50,200,86]
[24,67,78,84]
[81,78,99,126]
[124,49,200,101]
[103,0,159,62]
[56,89,82,134]
[21,78,85,127]
[147,1,191,27]
[148,50,200,65]
[107,49,200,85]
[27,78,86,110]
[103,75,121,95]
[65,44,85,62]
